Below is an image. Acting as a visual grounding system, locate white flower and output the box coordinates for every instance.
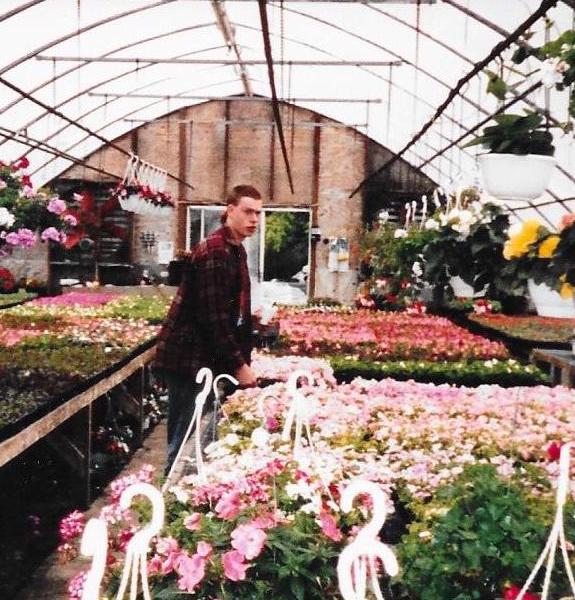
[393,228,408,239]
[250,427,270,448]
[538,57,567,88]
[169,485,190,504]
[0,206,15,228]
[378,210,390,224]
[223,433,240,446]
[412,261,423,278]
[424,218,440,231]
[0,179,7,190]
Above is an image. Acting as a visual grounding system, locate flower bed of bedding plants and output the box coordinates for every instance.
[271,306,548,386]
[468,313,575,344]
[0,291,171,433]
[275,307,509,362]
[0,289,37,308]
[61,356,575,600]
[329,356,549,387]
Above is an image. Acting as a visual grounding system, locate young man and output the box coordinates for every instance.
[154,184,262,470]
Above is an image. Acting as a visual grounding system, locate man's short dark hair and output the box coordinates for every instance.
[226,185,261,206]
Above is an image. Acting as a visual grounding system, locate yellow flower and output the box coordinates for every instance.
[503,220,542,259]
[560,280,574,298]
[537,235,560,259]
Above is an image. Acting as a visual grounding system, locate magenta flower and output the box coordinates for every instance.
[265,416,280,432]
[222,549,250,581]
[230,523,267,559]
[59,510,85,543]
[67,570,87,600]
[176,552,206,592]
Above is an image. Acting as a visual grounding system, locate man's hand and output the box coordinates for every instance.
[235,363,257,388]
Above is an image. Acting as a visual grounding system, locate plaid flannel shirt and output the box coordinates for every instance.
[153,226,252,377]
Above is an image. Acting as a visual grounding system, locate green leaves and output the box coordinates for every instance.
[463,112,555,156]
[398,465,552,600]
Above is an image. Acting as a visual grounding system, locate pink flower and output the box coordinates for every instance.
[67,570,87,600]
[230,523,267,559]
[156,536,179,556]
[59,510,85,543]
[249,512,278,529]
[5,228,36,247]
[183,512,202,531]
[176,552,206,592]
[215,490,242,520]
[196,541,213,558]
[41,226,63,242]
[222,549,250,581]
[47,197,67,215]
[318,511,343,542]
[63,213,78,226]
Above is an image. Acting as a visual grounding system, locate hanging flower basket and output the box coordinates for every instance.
[112,183,174,216]
[478,154,556,202]
[527,278,575,318]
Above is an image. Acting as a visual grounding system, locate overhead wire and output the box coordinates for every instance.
[0,74,194,190]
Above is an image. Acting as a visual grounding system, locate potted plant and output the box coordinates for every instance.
[464,112,556,202]
[422,200,513,304]
[502,218,575,317]
[550,212,575,308]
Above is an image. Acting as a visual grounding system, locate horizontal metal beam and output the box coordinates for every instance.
[38,56,404,67]
[124,118,368,128]
[90,93,382,103]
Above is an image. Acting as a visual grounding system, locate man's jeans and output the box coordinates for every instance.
[164,371,218,474]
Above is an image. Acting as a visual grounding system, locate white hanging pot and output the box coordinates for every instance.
[449,276,485,298]
[478,153,556,202]
[528,279,575,318]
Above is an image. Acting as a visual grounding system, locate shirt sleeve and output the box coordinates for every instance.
[194,247,246,372]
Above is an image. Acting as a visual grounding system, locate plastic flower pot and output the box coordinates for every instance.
[528,279,575,318]
[478,154,556,202]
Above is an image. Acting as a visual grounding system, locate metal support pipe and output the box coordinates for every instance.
[37,55,404,66]
[89,93,382,103]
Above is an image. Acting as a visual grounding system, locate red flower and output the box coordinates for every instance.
[546,441,562,461]
[20,174,32,188]
[12,156,30,170]
[503,584,540,600]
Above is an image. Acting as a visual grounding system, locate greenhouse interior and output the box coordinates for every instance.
[1,0,575,599]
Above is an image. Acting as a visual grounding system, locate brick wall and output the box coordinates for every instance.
[57,99,435,303]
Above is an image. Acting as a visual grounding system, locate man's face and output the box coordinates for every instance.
[227,196,262,240]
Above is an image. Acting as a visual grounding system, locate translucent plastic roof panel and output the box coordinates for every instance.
[0,0,573,225]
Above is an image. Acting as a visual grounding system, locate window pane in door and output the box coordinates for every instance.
[187,209,201,249]
[204,208,222,237]
[264,211,309,282]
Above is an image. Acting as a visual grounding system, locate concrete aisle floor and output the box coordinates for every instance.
[15,420,168,600]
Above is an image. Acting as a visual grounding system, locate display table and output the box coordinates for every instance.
[531,348,575,388]
[0,345,156,505]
